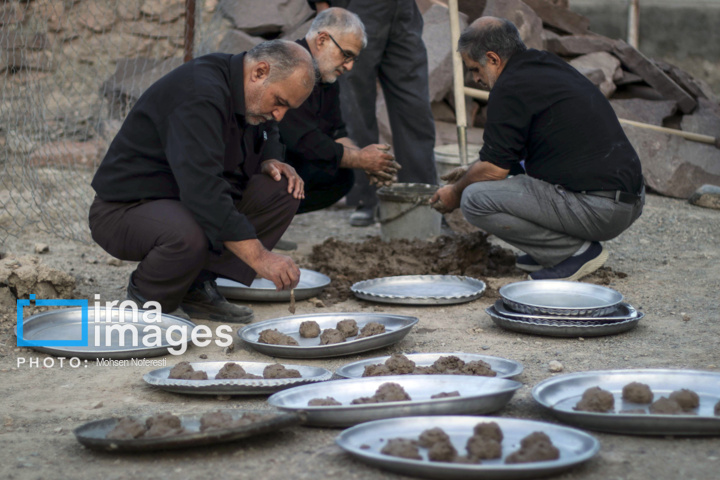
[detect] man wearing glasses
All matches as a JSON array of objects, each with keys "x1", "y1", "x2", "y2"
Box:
[{"x1": 279, "y1": 7, "x2": 399, "y2": 216}]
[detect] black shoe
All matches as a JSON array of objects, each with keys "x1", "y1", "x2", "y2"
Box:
[
  {"x1": 180, "y1": 280, "x2": 254, "y2": 323},
  {"x1": 275, "y1": 238, "x2": 298, "y2": 251},
  {"x1": 349, "y1": 205, "x2": 375, "y2": 227},
  {"x1": 515, "y1": 254, "x2": 542, "y2": 273},
  {"x1": 126, "y1": 277, "x2": 191, "y2": 321},
  {"x1": 529, "y1": 242, "x2": 609, "y2": 281}
]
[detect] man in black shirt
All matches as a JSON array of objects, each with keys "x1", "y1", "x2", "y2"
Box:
[
  {"x1": 279, "y1": 7, "x2": 400, "y2": 214},
  {"x1": 89, "y1": 40, "x2": 316, "y2": 322},
  {"x1": 431, "y1": 17, "x2": 644, "y2": 281}
]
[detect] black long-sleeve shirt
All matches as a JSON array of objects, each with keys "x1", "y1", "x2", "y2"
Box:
[
  {"x1": 278, "y1": 39, "x2": 347, "y2": 175},
  {"x1": 481, "y1": 49, "x2": 642, "y2": 194},
  {"x1": 91, "y1": 53, "x2": 284, "y2": 252}
]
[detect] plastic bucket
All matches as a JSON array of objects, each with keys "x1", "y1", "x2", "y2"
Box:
[
  {"x1": 434, "y1": 143, "x2": 483, "y2": 181},
  {"x1": 376, "y1": 183, "x2": 441, "y2": 241}
]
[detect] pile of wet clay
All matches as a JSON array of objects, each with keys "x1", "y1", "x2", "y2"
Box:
[
  {"x1": 106, "y1": 411, "x2": 269, "y2": 439},
  {"x1": 307, "y1": 382, "x2": 460, "y2": 406},
  {"x1": 309, "y1": 234, "x2": 517, "y2": 303},
  {"x1": 259, "y1": 319, "x2": 386, "y2": 346},
  {"x1": 168, "y1": 361, "x2": 301, "y2": 380},
  {"x1": 381, "y1": 421, "x2": 560, "y2": 464},
  {"x1": 574, "y1": 383, "x2": 719, "y2": 415},
  {"x1": 363, "y1": 354, "x2": 496, "y2": 378}
]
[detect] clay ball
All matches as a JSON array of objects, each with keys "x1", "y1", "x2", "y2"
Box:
[
  {"x1": 299, "y1": 320, "x2": 321, "y2": 338},
  {"x1": 336, "y1": 319, "x2": 359, "y2": 338},
  {"x1": 668, "y1": 389, "x2": 700, "y2": 410},
  {"x1": 320, "y1": 328, "x2": 345, "y2": 345},
  {"x1": 649, "y1": 396, "x2": 683, "y2": 414},
  {"x1": 622, "y1": 382, "x2": 653, "y2": 404},
  {"x1": 574, "y1": 386, "x2": 615, "y2": 413}
]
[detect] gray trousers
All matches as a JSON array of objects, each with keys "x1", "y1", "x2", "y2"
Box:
[
  {"x1": 340, "y1": 0, "x2": 437, "y2": 208},
  {"x1": 461, "y1": 175, "x2": 645, "y2": 267}
]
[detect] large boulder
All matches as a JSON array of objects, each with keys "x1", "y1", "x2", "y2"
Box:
[
  {"x1": 610, "y1": 99, "x2": 677, "y2": 126},
  {"x1": 623, "y1": 124, "x2": 720, "y2": 199},
  {"x1": 483, "y1": 0, "x2": 543, "y2": 50},
  {"x1": 422, "y1": 4, "x2": 468, "y2": 102},
  {"x1": 680, "y1": 98, "x2": 720, "y2": 137},
  {"x1": 217, "y1": 0, "x2": 314, "y2": 36},
  {"x1": 569, "y1": 52, "x2": 620, "y2": 98},
  {"x1": 545, "y1": 34, "x2": 615, "y2": 57}
]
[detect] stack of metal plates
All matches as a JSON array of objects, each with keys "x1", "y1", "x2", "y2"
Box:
[{"x1": 486, "y1": 280, "x2": 644, "y2": 337}]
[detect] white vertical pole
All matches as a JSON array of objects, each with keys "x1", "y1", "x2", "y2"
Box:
[
  {"x1": 448, "y1": 0, "x2": 468, "y2": 166},
  {"x1": 628, "y1": 0, "x2": 640, "y2": 48}
]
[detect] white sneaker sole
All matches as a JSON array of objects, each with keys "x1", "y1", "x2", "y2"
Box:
[{"x1": 515, "y1": 262, "x2": 543, "y2": 273}]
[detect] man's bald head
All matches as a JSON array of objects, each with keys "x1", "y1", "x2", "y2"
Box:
[{"x1": 458, "y1": 16, "x2": 526, "y2": 65}]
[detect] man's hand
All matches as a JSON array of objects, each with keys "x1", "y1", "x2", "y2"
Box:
[
  {"x1": 224, "y1": 239, "x2": 300, "y2": 290},
  {"x1": 261, "y1": 159, "x2": 305, "y2": 199},
  {"x1": 430, "y1": 185, "x2": 461, "y2": 214},
  {"x1": 440, "y1": 166, "x2": 469, "y2": 184},
  {"x1": 359, "y1": 144, "x2": 400, "y2": 176}
]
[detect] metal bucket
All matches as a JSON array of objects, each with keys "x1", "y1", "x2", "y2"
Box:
[
  {"x1": 376, "y1": 183, "x2": 441, "y2": 241},
  {"x1": 434, "y1": 143, "x2": 482, "y2": 181}
]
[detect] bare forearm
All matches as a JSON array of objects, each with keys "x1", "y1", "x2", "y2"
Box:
[
  {"x1": 451, "y1": 161, "x2": 509, "y2": 197},
  {"x1": 224, "y1": 238, "x2": 265, "y2": 268}
]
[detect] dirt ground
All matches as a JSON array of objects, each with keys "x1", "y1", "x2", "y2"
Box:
[{"x1": 1, "y1": 192, "x2": 719, "y2": 480}]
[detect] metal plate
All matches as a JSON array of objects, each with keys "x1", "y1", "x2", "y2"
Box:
[
  {"x1": 532, "y1": 369, "x2": 720, "y2": 436},
  {"x1": 143, "y1": 361, "x2": 333, "y2": 395},
  {"x1": 336, "y1": 416, "x2": 600, "y2": 480},
  {"x1": 335, "y1": 353, "x2": 523, "y2": 380},
  {"x1": 73, "y1": 410, "x2": 301, "y2": 452},
  {"x1": 351, "y1": 275, "x2": 486, "y2": 305},
  {"x1": 494, "y1": 300, "x2": 639, "y2": 323},
  {"x1": 216, "y1": 268, "x2": 331, "y2": 302},
  {"x1": 486, "y1": 307, "x2": 642, "y2": 337},
  {"x1": 267, "y1": 375, "x2": 521, "y2": 427},
  {"x1": 18, "y1": 307, "x2": 196, "y2": 359},
  {"x1": 238, "y1": 313, "x2": 418, "y2": 359},
  {"x1": 499, "y1": 280, "x2": 623, "y2": 317}
]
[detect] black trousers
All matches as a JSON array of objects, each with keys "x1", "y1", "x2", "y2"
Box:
[
  {"x1": 89, "y1": 175, "x2": 300, "y2": 311},
  {"x1": 292, "y1": 160, "x2": 355, "y2": 214}
]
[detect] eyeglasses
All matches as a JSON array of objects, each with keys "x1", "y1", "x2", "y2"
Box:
[{"x1": 327, "y1": 33, "x2": 357, "y2": 65}]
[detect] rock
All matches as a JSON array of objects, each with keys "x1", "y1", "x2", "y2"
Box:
[
  {"x1": 218, "y1": 0, "x2": 314, "y2": 37},
  {"x1": 6, "y1": 131, "x2": 35, "y2": 154},
  {"x1": 458, "y1": 0, "x2": 488, "y2": 22},
  {"x1": 102, "y1": 57, "x2": 183, "y2": 108},
  {"x1": 106, "y1": 257, "x2": 123, "y2": 267},
  {"x1": 141, "y1": 0, "x2": 186, "y2": 24},
  {"x1": 432, "y1": 101, "x2": 456, "y2": 123},
  {"x1": 545, "y1": 34, "x2": 615, "y2": 57},
  {"x1": 569, "y1": 52, "x2": 620, "y2": 98},
  {"x1": 76, "y1": 0, "x2": 116, "y2": 33},
  {"x1": 307, "y1": 297, "x2": 326, "y2": 308},
  {"x1": 0, "y1": 30, "x2": 51, "y2": 51},
  {"x1": 1, "y1": 49, "x2": 54, "y2": 72},
  {"x1": 610, "y1": 99, "x2": 677, "y2": 126},
  {"x1": 622, "y1": 124, "x2": 720, "y2": 198},
  {"x1": 614, "y1": 69, "x2": 643, "y2": 85},
  {"x1": 124, "y1": 18, "x2": 184, "y2": 39},
  {"x1": 423, "y1": 4, "x2": 469, "y2": 102},
  {"x1": 573, "y1": 65, "x2": 605, "y2": 89},
  {"x1": 681, "y1": 98, "x2": 720, "y2": 138},
  {"x1": 216, "y1": 29, "x2": 262, "y2": 54},
  {"x1": 689, "y1": 184, "x2": 720, "y2": 210},
  {"x1": 117, "y1": 0, "x2": 144, "y2": 21},
  {"x1": 34, "y1": 244, "x2": 49, "y2": 255},
  {"x1": 0, "y1": 3, "x2": 25, "y2": 26},
  {"x1": 548, "y1": 360, "x2": 564, "y2": 372},
  {"x1": 612, "y1": 40, "x2": 697, "y2": 114},
  {"x1": 27, "y1": 141, "x2": 103, "y2": 169},
  {"x1": 522, "y1": 0, "x2": 590, "y2": 35},
  {"x1": 92, "y1": 401, "x2": 104, "y2": 409},
  {"x1": 483, "y1": 0, "x2": 543, "y2": 50},
  {"x1": 281, "y1": 19, "x2": 313, "y2": 41},
  {"x1": 654, "y1": 60, "x2": 719, "y2": 104},
  {"x1": 434, "y1": 121, "x2": 485, "y2": 147},
  {"x1": 33, "y1": 0, "x2": 66, "y2": 32}
]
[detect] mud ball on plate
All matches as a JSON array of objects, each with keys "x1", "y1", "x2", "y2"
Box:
[
  {"x1": 263, "y1": 364, "x2": 302, "y2": 379},
  {"x1": 649, "y1": 396, "x2": 683, "y2": 414},
  {"x1": 428, "y1": 439, "x2": 458, "y2": 462},
  {"x1": 106, "y1": 417, "x2": 147, "y2": 440},
  {"x1": 622, "y1": 382, "x2": 654, "y2": 403},
  {"x1": 299, "y1": 320, "x2": 321, "y2": 338},
  {"x1": 461, "y1": 360, "x2": 497, "y2": 377},
  {"x1": 320, "y1": 328, "x2": 345, "y2": 345},
  {"x1": 432, "y1": 355, "x2": 465, "y2": 373},
  {"x1": 351, "y1": 382, "x2": 412, "y2": 404},
  {"x1": 505, "y1": 431, "x2": 559, "y2": 464},
  {"x1": 169, "y1": 361, "x2": 208, "y2": 380},
  {"x1": 258, "y1": 329, "x2": 299, "y2": 346},
  {"x1": 357, "y1": 321, "x2": 386, "y2": 339},
  {"x1": 215, "y1": 362, "x2": 261, "y2": 380},
  {"x1": 362, "y1": 364, "x2": 392, "y2": 377},
  {"x1": 381, "y1": 438, "x2": 422, "y2": 460},
  {"x1": 145, "y1": 412, "x2": 185, "y2": 438},
  {"x1": 308, "y1": 397, "x2": 342, "y2": 406},
  {"x1": 336, "y1": 319, "x2": 359, "y2": 338},
  {"x1": 199, "y1": 411, "x2": 233, "y2": 431},
  {"x1": 385, "y1": 353, "x2": 416, "y2": 374},
  {"x1": 574, "y1": 386, "x2": 615, "y2": 413},
  {"x1": 431, "y1": 391, "x2": 460, "y2": 399},
  {"x1": 418, "y1": 427, "x2": 450, "y2": 448},
  {"x1": 473, "y1": 422, "x2": 503, "y2": 443},
  {"x1": 466, "y1": 435, "x2": 502, "y2": 461},
  {"x1": 668, "y1": 389, "x2": 700, "y2": 410}
]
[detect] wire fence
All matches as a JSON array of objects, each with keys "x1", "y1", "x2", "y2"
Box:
[{"x1": 0, "y1": 0, "x2": 218, "y2": 245}]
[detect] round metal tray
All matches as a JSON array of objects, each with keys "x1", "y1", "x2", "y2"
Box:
[
  {"x1": 336, "y1": 415, "x2": 600, "y2": 480},
  {"x1": 486, "y1": 306, "x2": 642, "y2": 337},
  {"x1": 335, "y1": 353, "x2": 523, "y2": 379},
  {"x1": 499, "y1": 280, "x2": 623, "y2": 317},
  {"x1": 143, "y1": 361, "x2": 333, "y2": 395},
  {"x1": 351, "y1": 275, "x2": 486, "y2": 305},
  {"x1": 215, "y1": 268, "x2": 331, "y2": 302},
  {"x1": 238, "y1": 313, "x2": 418, "y2": 359},
  {"x1": 533, "y1": 369, "x2": 720, "y2": 436},
  {"x1": 74, "y1": 410, "x2": 301, "y2": 452},
  {"x1": 493, "y1": 299, "x2": 639, "y2": 323},
  {"x1": 267, "y1": 375, "x2": 521, "y2": 427}
]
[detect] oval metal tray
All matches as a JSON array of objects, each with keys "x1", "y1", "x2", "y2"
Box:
[
  {"x1": 74, "y1": 410, "x2": 301, "y2": 452},
  {"x1": 143, "y1": 361, "x2": 333, "y2": 395},
  {"x1": 351, "y1": 275, "x2": 486, "y2": 305},
  {"x1": 486, "y1": 306, "x2": 642, "y2": 337},
  {"x1": 238, "y1": 313, "x2": 418, "y2": 359},
  {"x1": 335, "y1": 353, "x2": 523, "y2": 379},
  {"x1": 493, "y1": 299, "x2": 639, "y2": 323},
  {"x1": 336, "y1": 415, "x2": 599, "y2": 480},
  {"x1": 499, "y1": 280, "x2": 623, "y2": 317},
  {"x1": 267, "y1": 375, "x2": 521, "y2": 427},
  {"x1": 18, "y1": 307, "x2": 196, "y2": 359},
  {"x1": 532, "y1": 369, "x2": 720, "y2": 436},
  {"x1": 216, "y1": 268, "x2": 331, "y2": 302}
]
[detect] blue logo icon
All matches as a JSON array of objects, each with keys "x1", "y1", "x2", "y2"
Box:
[{"x1": 16, "y1": 295, "x2": 89, "y2": 347}]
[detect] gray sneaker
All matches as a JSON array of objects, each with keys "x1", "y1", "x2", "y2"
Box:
[
  {"x1": 349, "y1": 205, "x2": 375, "y2": 227},
  {"x1": 181, "y1": 280, "x2": 254, "y2": 323},
  {"x1": 126, "y1": 277, "x2": 191, "y2": 321}
]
